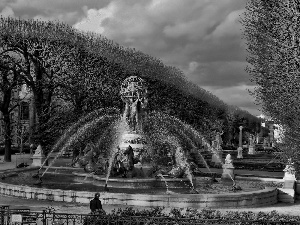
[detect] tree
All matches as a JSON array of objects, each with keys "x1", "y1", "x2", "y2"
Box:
[
  {"x1": 0, "y1": 17, "x2": 84, "y2": 154},
  {"x1": 241, "y1": 0, "x2": 300, "y2": 160},
  {"x1": 0, "y1": 16, "x2": 259, "y2": 157},
  {"x1": 55, "y1": 46, "x2": 126, "y2": 115},
  {"x1": 0, "y1": 55, "x2": 21, "y2": 161}
]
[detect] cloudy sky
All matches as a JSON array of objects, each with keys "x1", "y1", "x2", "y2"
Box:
[{"x1": 0, "y1": 0, "x2": 261, "y2": 116}]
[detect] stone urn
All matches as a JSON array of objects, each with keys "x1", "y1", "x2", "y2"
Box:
[
  {"x1": 31, "y1": 145, "x2": 46, "y2": 167},
  {"x1": 221, "y1": 154, "x2": 235, "y2": 181},
  {"x1": 283, "y1": 159, "x2": 296, "y2": 181}
]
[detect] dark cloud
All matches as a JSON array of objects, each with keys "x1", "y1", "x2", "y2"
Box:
[
  {"x1": 185, "y1": 61, "x2": 251, "y2": 88},
  {"x1": 203, "y1": 85, "x2": 261, "y2": 116},
  {"x1": 0, "y1": 0, "x2": 111, "y2": 24}
]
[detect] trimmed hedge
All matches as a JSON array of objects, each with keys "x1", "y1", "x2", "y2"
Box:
[{"x1": 94, "y1": 207, "x2": 300, "y2": 224}]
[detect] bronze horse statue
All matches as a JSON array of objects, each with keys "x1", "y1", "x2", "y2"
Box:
[
  {"x1": 112, "y1": 152, "x2": 127, "y2": 177},
  {"x1": 123, "y1": 145, "x2": 135, "y2": 171},
  {"x1": 111, "y1": 146, "x2": 135, "y2": 177}
]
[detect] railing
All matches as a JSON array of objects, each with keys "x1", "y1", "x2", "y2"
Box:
[{"x1": 2, "y1": 207, "x2": 300, "y2": 225}]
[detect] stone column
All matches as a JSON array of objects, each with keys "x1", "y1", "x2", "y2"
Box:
[{"x1": 237, "y1": 126, "x2": 243, "y2": 158}]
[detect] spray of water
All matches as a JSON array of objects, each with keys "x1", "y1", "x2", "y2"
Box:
[
  {"x1": 145, "y1": 111, "x2": 213, "y2": 172},
  {"x1": 153, "y1": 133, "x2": 196, "y2": 190},
  {"x1": 41, "y1": 115, "x2": 116, "y2": 177},
  {"x1": 105, "y1": 115, "x2": 129, "y2": 185},
  {"x1": 38, "y1": 108, "x2": 119, "y2": 173},
  {"x1": 156, "y1": 173, "x2": 170, "y2": 193},
  {"x1": 54, "y1": 108, "x2": 118, "y2": 151},
  {"x1": 39, "y1": 108, "x2": 119, "y2": 171},
  {"x1": 174, "y1": 146, "x2": 195, "y2": 189},
  {"x1": 40, "y1": 105, "x2": 223, "y2": 193},
  {"x1": 143, "y1": 112, "x2": 213, "y2": 189},
  {"x1": 84, "y1": 172, "x2": 95, "y2": 181}
]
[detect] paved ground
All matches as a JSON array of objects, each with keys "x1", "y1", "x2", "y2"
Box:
[
  {"x1": 0, "y1": 153, "x2": 298, "y2": 216},
  {"x1": 1, "y1": 194, "x2": 300, "y2": 216}
]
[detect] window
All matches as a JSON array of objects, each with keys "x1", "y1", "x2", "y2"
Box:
[{"x1": 20, "y1": 102, "x2": 29, "y2": 120}]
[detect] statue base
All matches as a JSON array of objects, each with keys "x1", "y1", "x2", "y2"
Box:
[
  {"x1": 31, "y1": 145, "x2": 46, "y2": 167},
  {"x1": 283, "y1": 173, "x2": 297, "y2": 181},
  {"x1": 248, "y1": 146, "x2": 256, "y2": 155},
  {"x1": 237, "y1": 147, "x2": 243, "y2": 159},
  {"x1": 31, "y1": 155, "x2": 46, "y2": 167},
  {"x1": 283, "y1": 162, "x2": 297, "y2": 181}
]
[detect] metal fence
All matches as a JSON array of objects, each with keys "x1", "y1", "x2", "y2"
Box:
[{"x1": 1, "y1": 206, "x2": 300, "y2": 225}]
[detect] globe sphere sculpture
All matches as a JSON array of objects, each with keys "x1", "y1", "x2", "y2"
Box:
[{"x1": 120, "y1": 76, "x2": 148, "y2": 105}]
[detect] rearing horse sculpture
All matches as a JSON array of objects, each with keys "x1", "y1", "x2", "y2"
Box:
[
  {"x1": 112, "y1": 151, "x2": 126, "y2": 177},
  {"x1": 123, "y1": 145, "x2": 134, "y2": 171}
]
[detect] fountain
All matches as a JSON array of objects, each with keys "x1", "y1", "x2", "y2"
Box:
[
  {"x1": 0, "y1": 76, "x2": 279, "y2": 208},
  {"x1": 69, "y1": 76, "x2": 197, "y2": 191}
]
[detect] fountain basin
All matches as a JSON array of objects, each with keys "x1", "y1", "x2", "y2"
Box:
[
  {"x1": 0, "y1": 168, "x2": 280, "y2": 208},
  {"x1": 0, "y1": 181, "x2": 278, "y2": 208},
  {"x1": 73, "y1": 172, "x2": 195, "y2": 189}
]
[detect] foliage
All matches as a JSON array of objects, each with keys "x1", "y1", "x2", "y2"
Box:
[
  {"x1": 81, "y1": 28, "x2": 261, "y2": 144},
  {"x1": 54, "y1": 43, "x2": 126, "y2": 114},
  {"x1": 0, "y1": 17, "x2": 82, "y2": 153},
  {"x1": 241, "y1": 0, "x2": 300, "y2": 161},
  {"x1": 95, "y1": 207, "x2": 300, "y2": 224},
  {"x1": 0, "y1": 16, "x2": 262, "y2": 154}
]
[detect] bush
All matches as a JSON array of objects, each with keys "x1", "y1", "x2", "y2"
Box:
[{"x1": 89, "y1": 207, "x2": 300, "y2": 224}]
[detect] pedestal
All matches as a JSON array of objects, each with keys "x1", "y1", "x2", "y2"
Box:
[
  {"x1": 248, "y1": 146, "x2": 256, "y2": 155},
  {"x1": 283, "y1": 171, "x2": 297, "y2": 181},
  {"x1": 221, "y1": 164, "x2": 235, "y2": 181},
  {"x1": 31, "y1": 155, "x2": 45, "y2": 167},
  {"x1": 31, "y1": 145, "x2": 45, "y2": 167},
  {"x1": 279, "y1": 162, "x2": 297, "y2": 203},
  {"x1": 283, "y1": 161, "x2": 297, "y2": 181},
  {"x1": 237, "y1": 147, "x2": 243, "y2": 159}
]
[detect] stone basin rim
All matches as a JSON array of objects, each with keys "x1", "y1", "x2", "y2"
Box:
[{"x1": 0, "y1": 181, "x2": 277, "y2": 197}]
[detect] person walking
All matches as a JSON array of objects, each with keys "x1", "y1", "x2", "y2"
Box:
[{"x1": 90, "y1": 193, "x2": 103, "y2": 213}]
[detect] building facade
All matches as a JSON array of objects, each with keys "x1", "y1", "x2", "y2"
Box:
[{"x1": 0, "y1": 84, "x2": 33, "y2": 148}]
